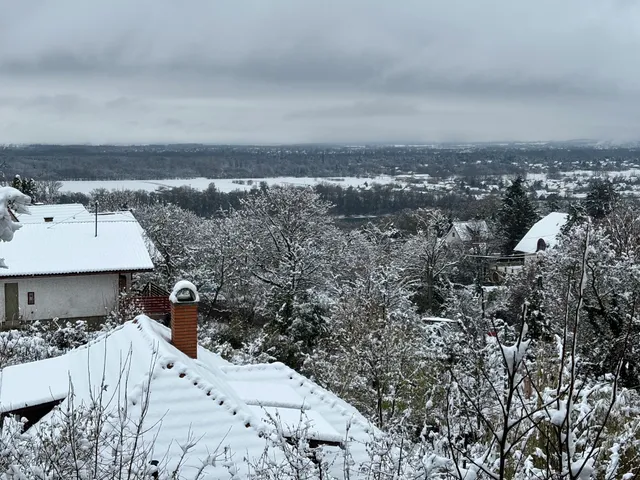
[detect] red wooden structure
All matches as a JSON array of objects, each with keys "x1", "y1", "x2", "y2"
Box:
[{"x1": 126, "y1": 282, "x2": 171, "y2": 318}]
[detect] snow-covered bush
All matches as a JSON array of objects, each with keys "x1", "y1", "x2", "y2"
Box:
[
  {"x1": 38, "y1": 319, "x2": 89, "y2": 351},
  {"x1": 0, "y1": 328, "x2": 60, "y2": 368}
]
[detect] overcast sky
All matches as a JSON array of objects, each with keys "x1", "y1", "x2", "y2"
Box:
[{"x1": 1, "y1": 0, "x2": 640, "y2": 144}]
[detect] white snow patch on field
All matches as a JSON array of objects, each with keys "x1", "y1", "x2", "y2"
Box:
[
  {"x1": 59, "y1": 170, "x2": 640, "y2": 197},
  {"x1": 60, "y1": 176, "x2": 406, "y2": 194}
]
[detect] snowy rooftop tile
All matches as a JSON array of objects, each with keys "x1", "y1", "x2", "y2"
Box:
[
  {"x1": 451, "y1": 220, "x2": 489, "y2": 242},
  {"x1": 226, "y1": 380, "x2": 307, "y2": 409},
  {"x1": 15, "y1": 204, "x2": 137, "y2": 224},
  {"x1": 247, "y1": 405, "x2": 343, "y2": 442},
  {"x1": 514, "y1": 212, "x2": 569, "y2": 254},
  {"x1": 0, "y1": 354, "x2": 71, "y2": 412},
  {"x1": 0, "y1": 217, "x2": 153, "y2": 276},
  {"x1": 0, "y1": 316, "x2": 374, "y2": 479}
]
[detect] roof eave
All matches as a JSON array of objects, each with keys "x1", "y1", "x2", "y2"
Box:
[{"x1": 0, "y1": 267, "x2": 155, "y2": 280}]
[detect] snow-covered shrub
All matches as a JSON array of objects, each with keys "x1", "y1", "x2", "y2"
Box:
[
  {"x1": 38, "y1": 319, "x2": 88, "y2": 351},
  {"x1": 198, "y1": 317, "x2": 273, "y2": 365},
  {"x1": 0, "y1": 328, "x2": 60, "y2": 368}
]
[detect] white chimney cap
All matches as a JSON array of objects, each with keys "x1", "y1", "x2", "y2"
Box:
[{"x1": 169, "y1": 280, "x2": 200, "y2": 304}]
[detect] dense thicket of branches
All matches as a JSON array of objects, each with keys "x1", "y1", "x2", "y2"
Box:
[{"x1": 59, "y1": 181, "x2": 539, "y2": 222}]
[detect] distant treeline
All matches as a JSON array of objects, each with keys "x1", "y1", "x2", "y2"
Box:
[
  {"x1": 2, "y1": 144, "x2": 639, "y2": 181},
  {"x1": 60, "y1": 182, "x2": 504, "y2": 220}
]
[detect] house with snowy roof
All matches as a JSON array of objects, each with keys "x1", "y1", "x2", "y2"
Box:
[
  {"x1": 444, "y1": 220, "x2": 490, "y2": 247},
  {"x1": 0, "y1": 204, "x2": 154, "y2": 327},
  {"x1": 0, "y1": 282, "x2": 375, "y2": 479},
  {"x1": 514, "y1": 212, "x2": 569, "y2": 262}
]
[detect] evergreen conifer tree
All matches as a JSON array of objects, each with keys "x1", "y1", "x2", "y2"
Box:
[
  {"x1": 585, "y1": 178, "x2": 618, "y2": 220},
  {"x1": 497, "y1": 175, "x2": 539, "y2": 253},
  {"x1": 561, "y1": 202, "x2": 587, "y2": 235},
  {"x1": 10, "y1": 175, "x2": 37, "y2": 201}
]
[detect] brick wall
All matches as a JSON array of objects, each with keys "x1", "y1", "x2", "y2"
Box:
[{"x1": 170, "y1": 303, "x2": 198, "y2": 358}]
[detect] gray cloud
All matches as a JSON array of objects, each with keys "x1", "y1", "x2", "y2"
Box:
[
  {"x1": 286, "y1": 100, "x2": 423, "y2": 120},
  {"x1": 1, "y1": 0, "x2": 640, "y2": 143}
]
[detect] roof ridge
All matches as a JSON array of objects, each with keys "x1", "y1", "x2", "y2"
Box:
[
  {"x1": 283, "y1": 367, "x2": 372, "y2": 433},
  {"x1": 133, "y1": 316, "x2": 268, "y2": 437},
  {"x1": 73, "y1": 322, "x2": 129, "y2": 353},
  {"x1": 224, "y1": 362, "x2": 373, "y2": 434}
]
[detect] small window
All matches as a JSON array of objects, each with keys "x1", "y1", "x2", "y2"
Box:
[
  {"x1": 536, "y1": 238, "x2": 547, "y2": 252},
  {"x1": 44, "y1": 217, "x2": 54, "y2": 223},
  {"x1": 27, "y1": 292, "x2": 35, "y2": 305}
]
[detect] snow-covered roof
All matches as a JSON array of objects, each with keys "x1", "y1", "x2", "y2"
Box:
[
  {"x1": 0, "y1": 316, "x2": 374, "y2": 478},
  {"x1": 514, "y1": 212, "x2": 569, "y2": 254},
  {"x1": 0, "y1": 218, "x2": 153, "y2": 277},
  {"x1": 15, "y1": 204, "x2": 136, "y2": 224},
  {"x1": 451, "y1": 220, "x2": 489, "y2": 242}
]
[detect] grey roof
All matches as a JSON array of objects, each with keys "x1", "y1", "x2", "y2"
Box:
[{"x1": 452, "y1": 220, "x2": 490, "y2": 242}]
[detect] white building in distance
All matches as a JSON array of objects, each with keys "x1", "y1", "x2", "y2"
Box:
[{"x1": 444, "y1": 220, "x2": 490, "y2": 247}]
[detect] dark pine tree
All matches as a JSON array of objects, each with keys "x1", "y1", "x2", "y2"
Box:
[
  {"x1": 561, "y1": 202, "x2": 588, "y2": 235},
  {"x1": 584, "y1": 178, "x2": 619, "y2": 220},
  {"x1": 11, "y1": 175, "x2": 37, "y2": 201},
  {"x1": 497, "y1": 176, "x2": 539, "y2": 253}
]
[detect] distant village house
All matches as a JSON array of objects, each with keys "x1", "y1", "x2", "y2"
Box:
[
  {"x1": 444, "y1": 220, "x2": 490, "y2": 247},
  {"x1": 482, "y1": 213, "x2": 568, "y2": 283},
  {"x1": 514, "y1": 212, "x2": 569, "y2": 263}
]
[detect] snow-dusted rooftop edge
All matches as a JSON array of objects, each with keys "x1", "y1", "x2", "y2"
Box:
[
  {"x1": 14, "y1": 203, "x2": 137, "y2": 224},
  {"x1": 0, "y1": 315, "x2": 375, "y2": 478},
  {"x1": 514, "y1": 212, "x2": 569, "y2": 254},
  {"x1": 2, "y1": 204, "x2": 152, "y2": 276}
]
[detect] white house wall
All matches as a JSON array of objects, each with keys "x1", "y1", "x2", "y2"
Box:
[
  {"x1": 0, "y1": 274, "x2": 119, "y2": 322},
  {"x1": 444, "y1": 228, "x2": 461, "y2": 245}
]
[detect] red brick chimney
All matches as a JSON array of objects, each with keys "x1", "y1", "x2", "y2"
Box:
[{"x1": 169, "y1": 280, "x2": 199, "y2": 359}]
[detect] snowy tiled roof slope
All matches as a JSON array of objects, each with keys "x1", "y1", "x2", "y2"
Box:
[
  {"x1": 514, "y1": 212, "x2": 569, "y2": 254},
  {"x1": 0, "y1": 316, "x2": 374, "y2": 479},
  {"x1": 0, "y1": 213, "x2": 153, "y2": 277},
  {"x1": 451, "y1": 220, "x2": 489, "y2": 242},
  {"x1": 15, "y1": 204, "x2": 137, "y2": 224}
]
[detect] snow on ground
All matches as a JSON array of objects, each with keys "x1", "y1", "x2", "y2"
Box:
[
  {"x1": 60, "y1": 176, "x2": 405, "y2": 194},
  {"x1": 59, "y1": 169, "x2": 640, "y2": 198}
]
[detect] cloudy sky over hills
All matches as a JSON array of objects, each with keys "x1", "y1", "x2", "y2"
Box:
[{"x1": 1, "y1": 0, "x2": 639, "y2": 144}]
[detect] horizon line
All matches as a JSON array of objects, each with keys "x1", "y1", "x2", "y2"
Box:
[{"x1": 1, "y1": 139, "x2": 638, "y2": 148}]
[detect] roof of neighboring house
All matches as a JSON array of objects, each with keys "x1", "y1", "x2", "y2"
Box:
[
  {"x1": 15, "y1": 204, "x2": 137, "y2": 224},
  {"x1": 450, "y1": 220, "x2": 490, "y2": 242},
  {"x1": 514, "y1": 212, "x2": 569, "y2": 254},
  {"x1": 0, "y1": 213, "x2": 153, "y2": 277},
  {"x1": 0, "y1": 316, "x2": 374, "y2": 478}
]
